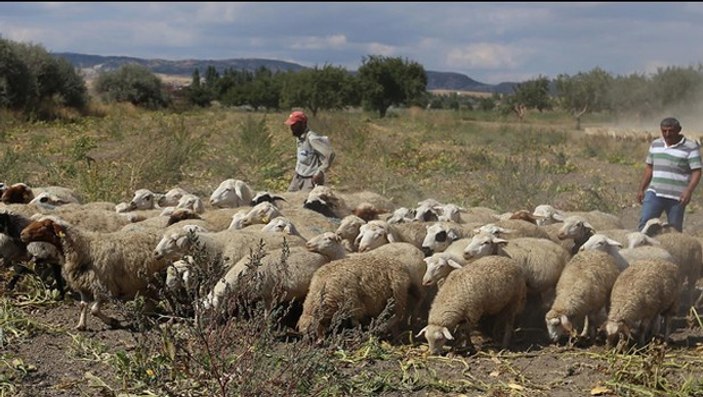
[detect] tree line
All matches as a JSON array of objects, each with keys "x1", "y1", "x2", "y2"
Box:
[{"x1": 2, "y1": 36, "x2": 703, "y2": 124}]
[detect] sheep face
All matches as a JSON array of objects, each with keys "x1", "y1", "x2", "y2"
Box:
[
  {"x1": 355, "y1": 224, "x2": 389, "y2": 252},
  {"x1": 422, "y1": 254, "x2": 462, "y2": 286},
  {"x1": 422, "y1": 224, "x2": 458, "y2": 256},
  {"x1": 228, "y1": 211, "x2": 248, "y2": 230},
  {"x1": 158, "y1": 187, "x2": 188, "y2": 207},
  {"x1": 1, "y1": 183, "x2": 34, "y2": 204},
  {"x1": 153, "y1": 232, "x2": 191, "y2": 260},
  {"x1": 579, "y1": 234, "x2": 622, "y2": 253},
  {"x1": 305, "y1": 232, "x2": 341, "y2": 254},
  {"x1": 19, "y1": 218, "x2": 64, "y2": 249},
  {"x1": 335, "y1": 215, "x2": 365, "y2": 241},
  {"x1": 129, "y1": 189, "x2": 157, "y2": 211},
  {"x1": 166, "y1": 209, "x2": 202, "y2": 226},
  {"x1": 176, "y1": 194, "x2": 204, "y2": 214},
  {"x1": 545, "y1": 310, "x2": 574, "y2": 342},
  {"x1": 463, "y1": 233, "x2": 505, "y2": 261},
  {"x1": 246, "y1": 202, "x2": 281, "y2": 225},
  {"x1": 261, "y1": 217, "x2": 299, "y2": 236},
  {"x1": 557, "y1": 217, "x2": 593, "y2": 240},
  {"x1": 209, "y1": 181, "x2": 240, "y2": 208},
  {"x1": 417, "y1": 325, "x2": 454, "y2": 355}
]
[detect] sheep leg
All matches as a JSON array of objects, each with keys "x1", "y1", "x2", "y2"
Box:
[
  {"x1": 90, "y1": 300, "x2": 121, "y2": 329},
  {"x1": 76, "y1": 299, "x2": 89, "y2": 331},
  {"x1": 580, "y1": 315, "x2": 590, "y2": 338}
]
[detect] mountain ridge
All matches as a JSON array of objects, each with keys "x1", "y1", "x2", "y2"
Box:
[{"x1": 53, "y1": 52, "x2": 518, "y2": 94}]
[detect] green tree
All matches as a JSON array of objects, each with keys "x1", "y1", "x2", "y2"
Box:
[
  {"x1": 0, "y1": 39, "x2": 33, "y2": 109},
  {"x1": 357, "y1": 55, "x2": 427, "y2": 118},
  {"x1": 280, "y1": 64, "x2": 356, "y2": 116},
  {"x1": 555, "y1": 67, "x2": 612, "y2": 129},
  {"x1": 94, "y1": 64, "x2": 169, "y2": 108},
  {"x1": 187, "y1": 67, "x2": 213, "y2": 107}
]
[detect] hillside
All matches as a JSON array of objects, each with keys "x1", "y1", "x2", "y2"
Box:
[{"x1": 53, "y1": 52, "x2": 517, "y2": 93}]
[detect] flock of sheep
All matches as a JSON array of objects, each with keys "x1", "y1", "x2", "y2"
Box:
[{"x1": 0, "y1": 179, "x2": 701, "y2": 355}]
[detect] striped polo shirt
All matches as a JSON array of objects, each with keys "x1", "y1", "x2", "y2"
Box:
[{"x1": 646, "y1": 136, "x2": 702, "y2": 199}]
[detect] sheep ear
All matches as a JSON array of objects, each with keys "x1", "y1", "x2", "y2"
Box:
[
  {"x1": 560, "y1": 315, "x2": 573, "y2": 333},
  {"x1": 583, "y1": 221, "x2": 595, "y2": 232},
  {"x1": 441, "y1": 327, "x2": 454, "y2": 341},
  {"x1": 552, "y1": 212, "x2": 565, "y2": 222},
  {"x1": 387, "y1": 233, "x2": 397, "y2": 243},
  {"x1": 416, "y1": 326, "x2": 428, "y2": 338},
  {"x1": 494, "y1": 237, "x2": 509, "y2": 245},
  {"x1": 447, "y1": 230, "x2": 459, "y2": 241},
  {"x1": 606, "y1": 238, "x2": 622, "y2": 248},
  {"x1": 51, "y1": 221, "x2": 66, "y2": 238},
  {"x1": 447, "y1": 259, "x2": 463, "y2": 269}
]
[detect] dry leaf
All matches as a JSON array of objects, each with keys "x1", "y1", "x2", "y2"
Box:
[
  {"x1": 508, "y1": 383, "x2": 525, "y2": 391},
  {"x1": 590, "y1": 385, "x2": 611, "y2": 395},
  {"x1": 489, "y1": 370, "x2": 500, "y2": 377}
]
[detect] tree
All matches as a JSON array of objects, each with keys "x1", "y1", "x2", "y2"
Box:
[
  {"x1": 0, "y1": 39, "x2": 33, "y2": 109},
  {"x1": 280, "y1": 64, "x2": 357, "y2": 116},
  {"x1": 555, "y1": 67, "x2": 612, "y2": 130},
  {"x1": 356, "y1": 55, "x2": 427, "y2": 118},
  {"x1": 94, "y1": 64, "x2": 169, "y2": 108},
  {"x1": 187, "y1": 68, "x2": 213, "y2": 107}
]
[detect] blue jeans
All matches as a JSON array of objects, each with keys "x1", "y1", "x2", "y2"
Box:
[{"x1": 638, "y1": 190, "x2": 685, "y2": 232}]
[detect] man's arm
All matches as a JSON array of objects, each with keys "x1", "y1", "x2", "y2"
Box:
[
  {"x1": 680, "y1": 168, "x2": 702, "y2": 205},
  {"x1": 637, "y1": 163, "x2": 653, "y2": 204},
  {"x1": 309, "y1": 135, "x2": 335, "y2": 173}
]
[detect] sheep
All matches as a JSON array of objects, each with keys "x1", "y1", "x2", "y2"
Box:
[
  {"x1": 0, "y1": 211, "x2": 64, "y2": 296},
  {"x1": 261, "y1": 216, "x2": 303, "y2": 238},
  {"x1": 420, "y1": 222, "x2": 468, "y2": 256},
  {"x1": 335, "y1": 215, "x2": 366, "y2": 252},
  {"x1": 421, "y1": 251, "x2": 465, "y2": 287},
  {"x1": 209, "y1": 179, "x2": 254, "y2": 208},
  {"x1": 532, "y1": 204, "x2": 623, "y2": 230},
  {"x1": 580, "y1": 233, "x2": 677, "y2": 273},
  {"x1": 1, "y1": 183, "x2": 36, "y2": 204},
  {"x1": 556, "y1": 215, "x2": 634, "y2": 254},
  {"x1": 277, "y1": 206, "x2": 340, "y2": 240},
  {"x1": 297, "y1": 255, "x2": 420, "y2": 341},
  {"x1": 355, "y1": 220, "x2": 430, "y2": 252},
  {"x1": 251, "y1": 191, "x2": 287, "y2": 207},
  {"x1": 350, "y1": 202, "x2": 381, "y2": 222},
  {"x1": 463, "y1": 232, "x2": 570, "y2": 305},
  {"x1": 198, "y1": 207, "x2": 252, "y2": 232},
  {"x1": 604, "y1": 259, "x2": 681, "y2": 346},
  {"x1": 640, "y1": 218, "x2": 703, "y2": 310},
  {"x1": 544, "y1": 250, "x2": 620, "y2": 342},
  {"x1": 157, "y1": 187, "x2": 190, "y2": 207},
  {"x1": 472, "y1": 219, "x2": 551, "y2": 240},
  {"x1": 337, "y1": 190, "x2": 395, "y2": 215},
  {"x1": 437, "y1": 204, "x2": 465, "y2": 223},
  {"x1": 385, "y1": 207, "x2": 416, "y2": 224},
  {"x1": 303, "y1": 185, "x2": 351, "y2": 219},
  {"x1": 122, "y1": 188, "x2": 162, "y2": 212},
  {"x1": 19, "y1": 216, "x2": 169, "y2": 330},
  {"x1": 417, "y1": 255, "x2": 527, "y2": 354},
  {"x1": 630, "y1": 224, "x2": 702, "y2": 311}
]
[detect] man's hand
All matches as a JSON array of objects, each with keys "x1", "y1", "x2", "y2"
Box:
[
  {"x1": 680, "y1": 189, "x2": 693, "y2": 206},
  {"x1": 312, "y1": 171, "x2": 325, "y2": 186}
]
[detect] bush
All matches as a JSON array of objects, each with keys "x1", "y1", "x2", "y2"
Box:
[{"x1": 94, "y1": 64, "x2": 170, "y2": 108}]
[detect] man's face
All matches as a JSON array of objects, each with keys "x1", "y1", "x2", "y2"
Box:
[
  {"x1": 661, "y1": 124, "x2": 682, "y2": 145},
  {"x1": 290, "y1": 122, "x2": 306, "y2": 137}
]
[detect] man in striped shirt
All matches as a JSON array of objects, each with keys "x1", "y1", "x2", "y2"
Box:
[{"x1": 637, "y1": 117, "x2": 702, "y2": 232}]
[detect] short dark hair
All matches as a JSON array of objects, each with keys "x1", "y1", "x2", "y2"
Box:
[{"x1": 660, "y1": 117, "x2": 681, "y2": 129}]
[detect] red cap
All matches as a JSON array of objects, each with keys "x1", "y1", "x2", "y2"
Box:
[{"x1": 284, "y1": 111, "x2": 307, "y2": 125}]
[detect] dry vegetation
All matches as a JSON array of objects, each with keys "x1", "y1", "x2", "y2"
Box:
[{"x1": 0, "y1": 106, "x2": 702, "y2": 396}]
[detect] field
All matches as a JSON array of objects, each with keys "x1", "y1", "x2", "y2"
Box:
[{"x1": 0, "y1": 106, "x2": 702, "y2": 397}]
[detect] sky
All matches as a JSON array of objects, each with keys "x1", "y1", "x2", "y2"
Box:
[{"x1": 2, "y1": 2, "x2": 703, "y2": 85}]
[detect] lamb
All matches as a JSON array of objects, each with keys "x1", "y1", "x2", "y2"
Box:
[
  {"x1": 122, "y1": 189, "x2": 162, "y2": 212},
  {"x1": 350, "y1": 202, "x2": 381, "y2": 222},
  {"x1": 1, "y1": 183, "x2": 81, "y2": 205},
  {"x1": 463, "y1": 232, "x2": 570, "y2": 304},
  {"x1": 556, "y1": 215, "x2": 633, "y2": 254},
  {"x1": 604, "y1": 259, "x2": 681, "y2": 346},
  {"x1": 209, "y1": 179, "x2": 254, "y2": 208},
  {"x1": 421, "y1": 251, "x2": 466, "y2": 287},
  {"x1": 545, "y1": 250, "x2": 620, "y2": 342},
  {"x1": 417, "y1": 255, "x2": 527, "y2": 354},
  {"x1": 19, "y1": 216, "x2": 169, "y2": 330},
  {"x1": 277, "y1": 206, "x2": 340, "y2": 240},
  {"x1": 385, "y1": 207, "x2": 416, "y2": 224},
  {"x1": 260, "y1": 216, "x2": 303, "y2": 237},
  {"x1": 297, "y1": 255, "x2": 420, "y2": 341}
]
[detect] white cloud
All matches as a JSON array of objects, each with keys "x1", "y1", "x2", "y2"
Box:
[
  {"x1": 446, "y1": 43, "x2": 527, "y2": 70},
  {"x1": 365, "y1": 42, "x2": 396, "y2": 57},
  {"x1": 290, "y1": 35, "x2": 348, "y2": 50}
]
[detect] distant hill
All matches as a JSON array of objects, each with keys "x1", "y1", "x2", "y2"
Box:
[{"x1": 53, "y1": 52, "x2": 518, "y2": 94}]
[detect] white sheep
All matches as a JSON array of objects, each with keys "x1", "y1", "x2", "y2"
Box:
[
  {"x1": 209, "y1": 179, "x2": 254, "y2": 208},
  {"x1": 297, "y1": 255, "x2": 420, "y2": 341},
  {"x1": 334, "y1": 215, "x2": 366, "y2": 252},
  {"x1": 418, "y1": 255, "x2": 527, "y2": 354},
  {"x1": 532, "y1": 204, "x2": 623, "y2": 230},
  {"x1": 355, "y1": 220, "x2": 429, "y2": 252},
  {"x1": 463, "y1": 232, "x2": 570, "y2": 305},
  {"x1": 157, "y1": 187, "x2": 190, "y2": 207},
  {"x1": 604, "y1": 259, "x2": 681, "y2": 346},
  {"x1": 545, "y1": 250, "x2": 620, "y2": 342},
  {"x1": 472, "y1": 219, "x2": 551, "y2": 240},
  {"x1": 385, "y1": 207, "x2": 416, "y2": 224},
  {"x1": 421, "y1": 222, "x2": 468, "y2": 256},
  {"x1": 19, "y1": 216, "x2": 169, "y2": 330},
  {"x1": 421, "y1": 251, "x2": 465, "y2": 287}
]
